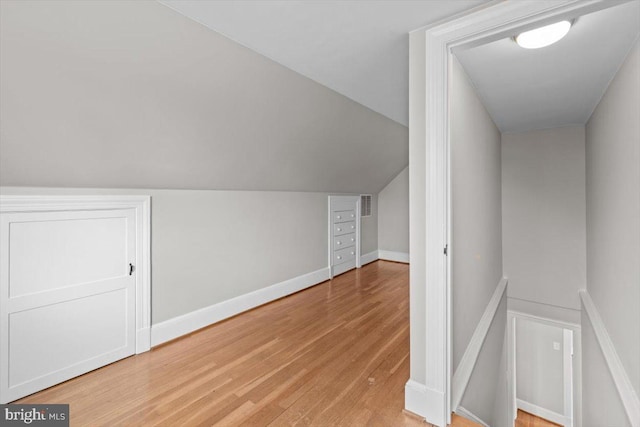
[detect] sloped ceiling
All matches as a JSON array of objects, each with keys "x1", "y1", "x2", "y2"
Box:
[
  {"x1": 455, "y1": 1, "x2": 640, "y2": 133},
  {"x1": 158, "y1": 0, "x2": 486, "y2": 127},
  {"x1": 1, "y1": 0, "x2": 414, "y2": 194}
]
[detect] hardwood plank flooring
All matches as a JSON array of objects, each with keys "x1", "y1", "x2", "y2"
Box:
[
  {"x1": 515, "y1": 409, "x2": 562, "y2": 427},
  {"x1": 17, "y1": 261, "x2": 437, "y2": 426}
]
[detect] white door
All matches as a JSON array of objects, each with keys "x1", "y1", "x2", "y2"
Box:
[{"x1": 0, "y1": 208, "x2": 137, "y2": 403}]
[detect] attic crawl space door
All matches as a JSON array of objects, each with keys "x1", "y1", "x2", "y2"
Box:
[{"x1": 0, "y1": 196, "x2": 151, "y2": 403}]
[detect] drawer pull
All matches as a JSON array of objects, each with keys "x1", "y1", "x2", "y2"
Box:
[
  {"x1": 351, "y1": 214, "x2": 355, "y2": 218},
  {"x1": 351, "y1": 238, "x2": 355, "y2": 242},
  {"x1": 337, "y1": 255, "x2": 342, "y2": 260},
  {"x1": 350, "y1": 251, "x2": 355, "y2": 255},
  {"x1": 337, "y1": 227, "x2": 342, "y2": 231},
  {"x1": 337, "y1": 241, "x2": 342, "y2": 245},
  {"x1": 351, "y1": 225, "x2": 355, "y2": 229},
  {"x1": 337, "y1": 215, "x2": 341, "y2": 219}
]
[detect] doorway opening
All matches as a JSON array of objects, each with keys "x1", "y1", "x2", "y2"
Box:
[{"x1": 509, "y1": 312, "x2": 581, "y2": 427}]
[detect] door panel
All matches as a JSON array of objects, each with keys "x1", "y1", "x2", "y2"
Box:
[
  {"x1": 9, "y1": 216, "x2": 128, "y2": 297},
  {"x1": 0, "y1": 209, "x2": 136, "y2": 402}
]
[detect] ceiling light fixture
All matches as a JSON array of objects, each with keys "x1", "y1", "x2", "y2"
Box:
[{"x1": 515, "y1": 20, "x2": 572, "y2": 49}]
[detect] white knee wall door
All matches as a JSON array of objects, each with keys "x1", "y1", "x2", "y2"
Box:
[
  {"x1": 329, "y1": 196, "x2": 361, "y2": 277},
  {"x1": 0, "y1": 196, "x2": 151, "y2": 403}
]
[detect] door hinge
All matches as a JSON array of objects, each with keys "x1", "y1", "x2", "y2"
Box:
[
  {"x1": 129, "y1": 263, "x2": 135, "y2": 276},
  {"x1": 444, "y1": 245, "x2": 448, "y2": 256}
]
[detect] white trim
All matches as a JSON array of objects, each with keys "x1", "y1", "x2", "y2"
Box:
[
  {"x1": 332, "y1": 262, "x2": 355, "y2": 278},
  {"x1": 580, "y1": 290, "x2": 640, "y2": 427},
  {"x1": 517, "y1": 399, "x2": 569, "y2": 427},
  {"x1": 563, "y1": 328, "x2": 574, "y2": 427},
  {"x1": 455, "y1": 406, "x2": 490, "y2": 427},
  {"x1": 378, "y1": 250, "x2": 409, "y2": 264},
  {"x1": 451, "y1": 277, "x2": 508, "y2": 411},
  {"x1": 360, "y1": 250, "x2": 379, "y2": 266},
  {"x1": 404, "y1": 380, "x2": 447, "y2": 427},
  {"x1": 0, "y1": 195, "x2": 152, "y2": 354},
  {"x1": 408, "y1": 1, "x2": 618, "y2": 424},
  {"x1": 508, "y1": 310, "x2": 581, "y2": 331},
  {"x1": 151, "y1": 267, "x2": 330, "y2": 346},
  {"x1": 404, "y1": 380, "x2": 428, "y2": 420}
]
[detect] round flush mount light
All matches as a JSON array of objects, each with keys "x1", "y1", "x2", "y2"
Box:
[{"x1": 515, "y1": 20, "x2": 572, "y2": 49}]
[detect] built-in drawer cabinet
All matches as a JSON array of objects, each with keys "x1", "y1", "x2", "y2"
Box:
[
  {"x1": 333, "y1": 221, "x2": 356, "y2": 236},
  {"x1": 329, "y1": 195, "x2": 359, "y2": 277},
  {"x1": 334, "y1": 246, "x2": 356, "y2": 264},
  {"x1": 333, "y1": 233, "x2": 356, "y2": 251},
  {"x1": 333, "y1": 210, "x2": 356, "y2": 223}
]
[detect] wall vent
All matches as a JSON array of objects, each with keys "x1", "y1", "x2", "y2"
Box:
[{"x1": 360, "y1": 194, "x2": 372, "y2": 217}]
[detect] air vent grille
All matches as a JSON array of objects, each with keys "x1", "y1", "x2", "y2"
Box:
[{"x1": 360, "y1": 194, "x2": 372, "y2": 217}]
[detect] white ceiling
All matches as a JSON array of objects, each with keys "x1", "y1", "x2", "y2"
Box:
[
  {"x1": 455, "y1": 1, "x2": 640, "y2": 133},
  {"x1": 158, "y1": 0, "x2": 486, "y2": 126}
]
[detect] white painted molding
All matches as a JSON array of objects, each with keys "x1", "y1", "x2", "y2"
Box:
[
  {"x1": 408, "y1": 1, "x2": 618, "y2": 424},
  {"x1": 517, "y1": 399, "x2": 569, "y2": 427},
  {"x1": 151, "y1": 267, "x2": 330, "y2": 346},
  {"x1": 580, "y1": 290, "x2": 640, "y2": 427},
  {"x1": 508, "y1": 309, "x2": 581, "y2": 331},
  {"x1": 451, "y1": 277, "x2": 508, "y2": 411},
  {"x1": 378, "y1": 250, "x2": 409, "y2": 264},
  {"x1": 455, "y1": 406, "x2": 490, "y2": 427},
  {"x1": 136, "y1": 328, "x2": 151, "y2": 354},
  {"x1": 405, "y1": 380, "x2": 447, "y2": 427},
  {"x1": 360, "y1": 250, "x2": 379, "y2": 266},
  {"x1": 0, "y1": 195, "x2": 152, "y2": 354}
]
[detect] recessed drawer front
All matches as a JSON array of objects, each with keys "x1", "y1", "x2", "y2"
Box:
[
  {"x1": 334, "y1": 246, "x2": 356, "y2": 264},
  {"x1": 333, "y1": 210, "x2": 356, "y2": 224},
  {"x1": 333, "y1": 221, "x2": 356, "y2": 236},
  {"x1": 333, "y1": 233, "x2": 356, "y2": 251}
]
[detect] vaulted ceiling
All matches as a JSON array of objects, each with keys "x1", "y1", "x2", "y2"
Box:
[{"x1": 158, "y1": 0, "x2": 487, "y2": 126}]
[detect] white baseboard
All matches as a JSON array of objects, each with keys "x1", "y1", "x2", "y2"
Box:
[
  {"x1": 136, "y1": 327, "x2": 151, "y2": 353},
  {"x1": 404, "y1": 380, "x2": 447, "y2": 427},
  {"x1": 378, "y1": 250, "x2": 409, "y2": 263},
  {"x1": 451, "y1": 277, "x2": 508, "y2": 411},
  {"x1": 151, "y1": 267, "x2": 331, "y2": 346},
  {"x1": 580, "y1": 290, "x2": 640, "y2": 427},
  {"x1": 456, "y1": 406, "x2": 490, "y2": 427},
  {"x1": 360, "y1": 250, "x2": 379, "y2": 265},
  {"x1": 517, "y1": 399, "x2": 568, "y2": 426}
]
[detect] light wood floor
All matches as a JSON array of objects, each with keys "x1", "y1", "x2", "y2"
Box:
[
  {"x1": 515, "y1": 409, "x2": 562, "y2": 427},
  {"x1": 18, "y1": 260, "x2": 481, "y2": 426}
]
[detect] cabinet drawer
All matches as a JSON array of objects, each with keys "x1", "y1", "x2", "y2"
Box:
[
  {"x1": 333, "y1": 210, "x2": 356, "y2": 224},
  {"x1": 334, "y1": 246, "x2": 356, "y2": 264},
  {"x1": 333, "y1": 233, "x2": 356, "y2": 251},
  {"x1": 333, "y1": 221, "x2": 356, "y2": 236}
]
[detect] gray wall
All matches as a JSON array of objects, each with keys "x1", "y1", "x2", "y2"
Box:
[
  {"x1": 460, "y1": 296, "x2": 507, "y2": 423},
  {"x1": 0, "y1": 0, "x2": 407, "y2": 194},
  {"x1": 378, "y1": 167, "x2": 409, "y2": 254},
  {"x1": 491, "y1": 326, "x2": 511, "y2": 427},
  {"x1": 585, "y1": 38, "x2": 640, "y2": 415},
  {"x1": 582, "y1": 310, "x2": 630, "y2": 427},
  {"x1": 516, "y1": 319, "x2": 564, "y2": 415},
  {"x1": 502, "y1": 126, "x2": 586, "y2": 317},
  {"x1": 451, "y1": 57, "x2": 504, "y2": 372}
]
